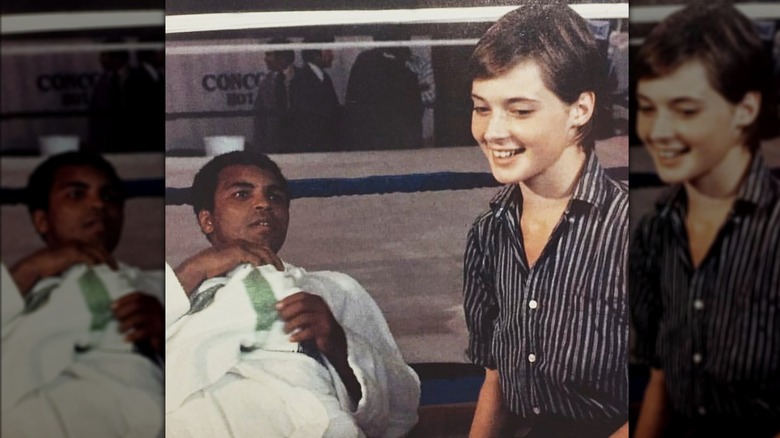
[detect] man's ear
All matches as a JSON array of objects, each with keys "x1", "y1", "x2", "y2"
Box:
[
  {"x1": 734, "y1": 91, "x2": 760, "y2": 128},
  {"x1": 197, "y1": 210, "x2": 214, "y2": 235},
  {"x1": 569, "y1": 91, "x2": 595, "y2": 128},
  {"x1": 32, "y1": 210, "x2": 49, "y2": 236}
]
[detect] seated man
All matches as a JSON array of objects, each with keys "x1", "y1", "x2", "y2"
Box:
[
  {"x1": 1, "y1": 152, "x2": 164, "y2": 437},
  {"x1": 166, "y1": 151, "x2": 420, "y2": 438}
]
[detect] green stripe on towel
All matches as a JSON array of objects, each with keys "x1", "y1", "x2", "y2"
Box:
[
  {"x1": 242, "y1": 269, "x2": 277, "y2": 332},
  {"x1": 78, "y1": 269, "x2": 113, "y2": 331}
]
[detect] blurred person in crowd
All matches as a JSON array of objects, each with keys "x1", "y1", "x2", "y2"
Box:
[
  {"x1": 88, "y1": 40, "x2": 165, "y2": 153},
  {"x1": 165, "y1": 151, "x2": 420, "y2": 437},
  {"x1": 88, "y1": 45, "x2": 132, "y2": 152},
  {"x1": 252, "y1": 38, "x2": 296, "y2": 154},
  {"x1": 463, "y1": 5, "x2": 628, "y2": 438},
  {"x1": 289, "y1": 36, "x2": 343, "y2": 152},
  {"x1": 344, "y1": 35, "x2": 423, "y2": 150},
  {"x1": 631, "y1": 3, "x2": 779, "y2": 437},
  {"x1": 134, "y1": 39, "x2": 166, "y2": 152},
  {"x1": 1, "y1": 151, "x2": 164, "y2": 437}
]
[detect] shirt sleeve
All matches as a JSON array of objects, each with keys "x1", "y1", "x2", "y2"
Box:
[
  {"x1": 1, "y1": 262, "x2": 25, "y2": 327},
  {"x1": 463, "y1": 225, "x2": 498, "y2": 369},
  {"x1": 165, "y1": 262, "x2": 192, "y2": 328},
  {"x1": 629, "y1": 216, "x2": 663, "y2": 369},
  {"x1": 302, "y1": 271, "x2": 420, "y2": 438}
]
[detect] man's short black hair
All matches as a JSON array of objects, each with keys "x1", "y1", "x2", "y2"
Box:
[
  {"x1": 267, "y1": 37, "x2": 296, "y2": 66},
  {"x1": 26, "y1": 151, "x2": 124, "y2": 215},
  {"x1": 190, "y1": 151, "x2": 290, "y2": 216},
  {"x1": 302, "y1": 35, "x2": 335, "y2": 63}
]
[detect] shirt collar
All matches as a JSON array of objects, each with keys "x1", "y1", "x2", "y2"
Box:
[
  {"x1": 307, "y1": 62, "x2": 325, "y2": 81},
  {"x1": 735, "y1": 154, "x2": 777, "y2": 209},
  {"x1": 489, "y1": 152, "x2": 609, "y2": 217},
  {"x1": 656, "y1": 153, "x2": 777, "y2": 217}
]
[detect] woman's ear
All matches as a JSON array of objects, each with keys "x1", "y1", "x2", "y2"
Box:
[
  {"x1": 197, "y1": 210, "x2": 214, "y2": 235},
  {"x1": 734, "y1": 91, "x2": 760, "y2": 128},
  {"x1": 569, "y1": 91, "x2": 595, "y2": 128}
]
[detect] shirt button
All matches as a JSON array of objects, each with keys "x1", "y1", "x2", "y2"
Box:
[
  {"x1": 528, "y1": 300, "x2": 538, "y2": 309},
  {"x1": 693, "y1": 299, "x2": 704, "y2": 310},
  {"x1": 532, "y1": 407, "x2": 541, "y2": 415},
  {"x1": 698, "y1": 406, "x2": 707, "y2": 416},
  {"x1": 693, "y1": 353, "x2": 702, "y2": 364},
  {"x1": 528, "y1": 353, "x2": 537, "y2": 363}
]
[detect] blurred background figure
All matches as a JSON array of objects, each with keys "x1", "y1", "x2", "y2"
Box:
[
  {"x1": 88, "y1": 40, "x2": 164, "y2": 153},
  {"x1": 344, "y1": 36, "x2": 423, "y2": 151},
  {"x1": 88, "y1": 45, "x2": 130, "y2": 152},
  {"x1": 406, "y1": 47, "x2": 436, "y2": 148},
  {"x1": 288, "y1": 36, "x2": 343, "y2": 153},
  {"x1": 134, "y1": 39, "x2": 166, "y2": 152},
  {"x1": 252, "y1": 38, "x2": 296, "y2": 154}
]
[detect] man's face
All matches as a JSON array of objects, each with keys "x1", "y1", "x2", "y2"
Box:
[
  {"x1": 199, "y1": 164, "x2": 290, "y2": 253},
  {"x1": 471, "y1": 60, "x2": 585, "y2": 185},
  {"x1": 636, "y1": 61, "x2": 751, "y2": 185},
  {"x1": 320, "y1": 49, "x2": 334, "y2": 68},
  {"x1": 264, "y1": 52, "x2": 282, "y2": 72},
  {"x1": 33, "y1": 165, "x2": 124, "y2": 252}
]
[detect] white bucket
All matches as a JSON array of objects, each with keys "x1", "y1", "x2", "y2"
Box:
[
  {"x1": 203, "y1": 136, "x2": 245, "y2": 156},
  {"x1": 38, "y1": 135, "x2": 80, "y2": 156}
]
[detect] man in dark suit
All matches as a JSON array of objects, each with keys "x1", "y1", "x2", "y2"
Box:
[
  {"x1": 344, "y1": 39, "x2": 423, "y2": 151},
  {"x1": 252, "y1": 39, "x2": 296, "y2": 154},
  {"x1": 288, "y1": 38, "x2": 343, "y2": 152}
]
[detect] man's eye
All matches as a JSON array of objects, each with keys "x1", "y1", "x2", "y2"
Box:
[
  {"x1": 66, "y1": 189, "x2": 85, "y2": 199},
  {"x1": 268, "y1": 192, "x2": 288, "y2": 203},
  {"x1": 233, "y1": 191, "x2": 250, "y2": 199},
  {"x1": 102, "y1": 190, "x2": 123, "y2": 203}
]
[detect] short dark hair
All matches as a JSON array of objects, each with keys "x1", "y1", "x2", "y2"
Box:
[
  {"x1": 302, "y1": 35, "x2": 334, "y2": 63},
  {"x1": 267, "y1": 37, "x2": 296, "y2": 66},
  {"x1": 468, "y1": 4, "x2": 609, "y2": 151},
  {"x1": 26, "y1": 151, "x2": 124, "y2": 214},
  {"x1": 635, "y1": 2, "x2": 774, "y2": 151},
  {"x1": 190, "y1": 150, "x2": 289, "y2": 216}
]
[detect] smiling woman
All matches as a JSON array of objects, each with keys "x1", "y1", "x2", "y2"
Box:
[
  {"x1": 462, "y1": 5, "x2": 629, "y2": 438},
  {"x1": 630, "y1": 3, "x2": 780, "y2": 437}
]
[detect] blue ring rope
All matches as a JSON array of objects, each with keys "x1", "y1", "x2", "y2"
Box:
[{"x1": 6, "y1": 167, "x2": 778, "y2": 206}]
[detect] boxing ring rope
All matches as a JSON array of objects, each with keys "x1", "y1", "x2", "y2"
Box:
[{"x1": 6, "y1": 166, "x2": 780, "y2": 206}]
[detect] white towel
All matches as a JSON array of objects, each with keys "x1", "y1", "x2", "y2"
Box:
[
  {"x1": 166, "y1": 263, "x2": 305, "y2": 412},
  {"x1": 1, "y1": 263, "x2": 163, "y2": 438},
  {"x1": 2, "y1": 264, "x2": 144, "y2": 410},
  {"x1": 166, "y1": 264, "x2": 333, "y2": 437},
  {"x1": 166, "y1": 263, "x2": 420, "y2": 438}
]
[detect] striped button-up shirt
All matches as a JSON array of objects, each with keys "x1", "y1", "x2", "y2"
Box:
[
  {"x1": 463, "y1": 153, "x2": 629, "y2": 420},
  {"x1": 630, "y1": 154, "x2": 780, "y2": 420}
]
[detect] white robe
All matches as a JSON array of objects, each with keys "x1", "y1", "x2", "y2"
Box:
[
  {"x1": 1, "y1": 262, "x2": 164, "y2": 438},
  {"x1": 165, "y1": 262, "x2": 420, "y2": 438}
]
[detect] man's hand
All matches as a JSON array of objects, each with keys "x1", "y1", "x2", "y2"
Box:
[
  {"x1": 112, "y1": 292, "x2": 164, "y2": 354},
  {"x1": 174, "y1": 240, "x2": 283, "y2": 296},
  {"x1": 277, "y1": 292, "x2": 361, "y2": 402},
  {"x1": 276, "y1": 292, "x2": 343, "y2": 355},
  {"x1": 10, "y1": 243, "x2": 118, "y2": 296}
]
